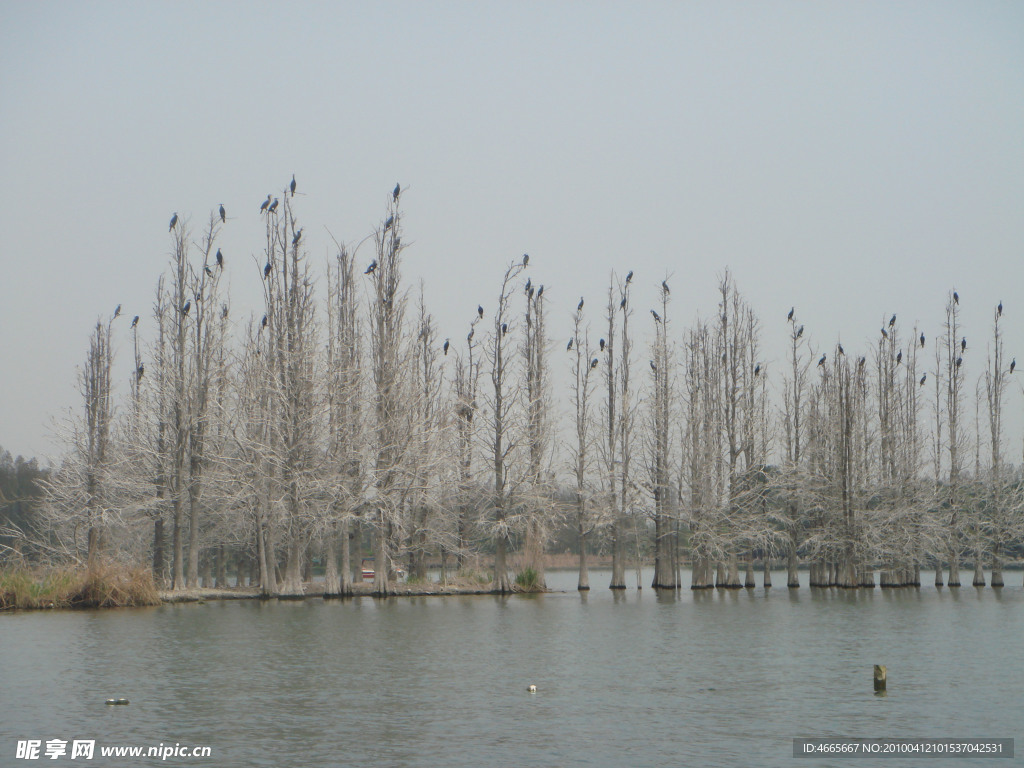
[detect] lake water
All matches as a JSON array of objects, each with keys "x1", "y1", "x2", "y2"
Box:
[{"x1": 1, "y1": 569, "x2": 1020, "y2": 767}]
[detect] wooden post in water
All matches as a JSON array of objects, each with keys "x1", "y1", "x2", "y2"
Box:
[{"x1": 873, "y1": 665, "x2": 887, "y2": 692}]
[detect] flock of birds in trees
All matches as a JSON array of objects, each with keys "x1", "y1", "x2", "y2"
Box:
[{"x1": 128, "y1": 180, "x2": 1017, "y2": 390}]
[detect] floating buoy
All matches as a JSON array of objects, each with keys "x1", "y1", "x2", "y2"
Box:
[
  {"x1": 105, "y1": 698, "x2": 130, "y2": 705},
  {"x1": 527, "y1": 685, "x2": 537, "y2": 693},
  {"x1": 873, "y1": 665, "x2": 887, "y2": 692}
]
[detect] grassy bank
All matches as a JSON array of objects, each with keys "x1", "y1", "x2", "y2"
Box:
[{"x1": 0, "y1": 564, "x2": 161, "y2": 610}]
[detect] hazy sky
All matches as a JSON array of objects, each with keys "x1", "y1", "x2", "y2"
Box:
[{"x1": 1, "y1": 1, "x2": 1022, "y2": 463}]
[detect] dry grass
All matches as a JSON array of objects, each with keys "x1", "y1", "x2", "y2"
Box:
[{"x1": 0, "y1": 563, "x2": 160, "y2": 610}]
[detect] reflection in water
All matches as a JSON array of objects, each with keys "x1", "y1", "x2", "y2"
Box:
[{"x1": 1, "y1": 569, "x2": 1021, "y2": 768}]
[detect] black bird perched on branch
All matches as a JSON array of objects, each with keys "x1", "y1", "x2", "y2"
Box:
[
  {"x1": 953, "y1": 291, "x2": 959, "y2": 304},
  {"x1": 291, "y1": 175, "x2": 296, "y2": 197},
  {"x1": 881, "y1": 327, "x2": 888, "y2": 338},
  {"x1": 393, "y1": 182, "x2": 401, "y2": 201},
  {"x1": 818, "y1": 354, "x2": 826, "y2": 367},
  {"x1": 221, "y1": 304, "x2": 228, "y2": 319},
  {"x1": 961, "y1": 337, "x2": 967, "y2": 352},
  {"x1": 626, "y1": 270, "x2": 633, "y2": 284},
  {"x1": 136, "y1": 363, "x2": 144, "y2": 381},
  {"x1": 467, "y1": 328, "x2": 474, "y2": 342},
  {"x1": 896, "y1": 350, "x2": 902, "y2": 364},
  {"x1": 261, "y1": 314, "x2": 268, "y2": 328},
  {"x1": 260, "y1": 195, "x2": 271, "y2": 214},
  {"x1": 754, "y1": 363, "x2": 761, "y2": 376},
  {"x1": 651, "y1": 309, "x2": 660, "y2": 323},
  {"x1": 219, "y1": 204, "x2": 226, "y2": 223},
  {"x1": 169, "y1": 213, "x2": 178, "y2": 231},
  {"x1": 384, "y1": 215, "x2": 394, "y2": 231},
  {"x1": 650, "y1": 360, "x2": 656, "y2": 372},
  {"x1": 889, "y1": 314, "x2": 896, "y2": 328},
  {"x1": 620, "y1": 297, "x2": 627, "y2": 310},
  {"x1": 268, "y1": 198, "x2": 279, "y2": 214},
  {"x1": 837, "y1": 343, "x2": 844, "y2": 356},
  {"x1": 920, "y1": 332, "x2": 925, "y2": 348},
  {"x1": 443, "y1": 339, "x2": 450, "y2": 355},
  {"x1": 920, "y1": 374, "x2": 927, "y2": 386},
  {"x1": 216, "y1": 249, "x2": 223, "y2": 268},
  {"x1": 365, "y1": 260, "x2": 377, "y2": 275},
  {"x1": 522, "y1": 253, "x2": 529, "y2": 267},
  {"x1": 600, "y1": 338, "x2": 606, "y2": 352},
  {"x1": 591, "y1": 358, "x2": 599, "y2": 369},
  {"x1": 537, "y1": 285, "x2": 543, "y2": 298},
  {"x1": 788, "y1": 307, "x2": 794, "y2": 321},
  {"x1": 131, "y1": 315, "x2": 139, "y2": 328},
  {"x1": 567, "y1": 338, "x2": 573, "y2": 351},
  {"x1": 205, "y1": 266, "x2": 213, "y2": 277},
  {"x1": 182, "y1": 300, "x2": 191, "y2": 316},
  {"x1": 1010, "y1": 358, "x2": 1016, "y2": 374},
  {"x1": 797, "y1": 325, "x2": 804, "y2": 339},
  {"x1": 114, "y1": 304, "x2": 121, "y2": 319},
  {"x1": 501, "y1": 323, "x2": 508, "y2": 336},
  {"x1": 956, "y1": 356, "x2": 962, "y2": 368},
  {"x1": 477, "y1": 305, "x2": 484, "y2": 318},
  {"x1": 858, "y1": 356, "x2": 866, "y2": 368},
  {"x1": 662, "y1": 280, "x2": 670, "y2": 294},
  {"x1": 264, "y1": 261, "x2": 272, "y2": 278},
  {"x1": 292, "y1": 229, "x2": 302, "y2": 246},
  {"x1": 525, "y1": 278, "x2": 531, "y2": 293},
  {"x1": 998, "y1": 300, "x2": 1003, "y2": 316},
  {"x1": 577, "y1": 297, "x2": 584, "y2": 312}
]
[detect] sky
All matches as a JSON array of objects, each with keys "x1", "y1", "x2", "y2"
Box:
[{"x1": 1, "y1": 1, "x2": 1022, "y2": 465}]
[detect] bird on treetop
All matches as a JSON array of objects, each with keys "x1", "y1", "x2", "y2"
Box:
[
  {"x1": 920, "y1": 374, "x2": 927, "y2": 386},
  {"x1": 131, "y1": 315, "x2": 139, "y2": 328},
  {"x1": 291, "y1": 175, "x2": 296, "y2": 196},
  {"x1": 443, "y1": 339, "x2": 450, "y2": 355},
  {"x1": 626, "y1": 270, "x2": 633, "y2": 284},
  {"x1": 114, "y1": 304, "x2": 121, "y2": 319},
  {"x1": 788, "y1": 307, "x2": 794, "y2": 322},
  {"x1": 393, "y1": 182, "x2": 401, "y2": 201},
  {"x1": 182, "y1": 300, "x2": 191, "y2": 316},
  {"x1": 837, "y1": 343, "x2": 844, "y2": 356},
  {"x1": 818, "y1": 354, "x2": 826, "y2": 367},
  {"x1": 216, "y1": 249, "x2": 224, "y2": 268},
  {"x1": 600, "y1": 338, "x2": 606, "y2": 352},
  {"x1": 920, "y1": 332, "x2": 925, "y2": 348},
  {"x1": 537, "y1": 285, "x2": 544, "y2": 298},
  {"x1": 591, "y1": 358, "x2": 599, "y2": 369},
  {"x1": 268, "y1": 198, "x2": 279, "y2": 214},
  {"x1": 365, "y1": 260, "x2": 377, "y2": 275},
  {"x1": 384, "y1": 215, "x2": 394, "y2": 231},
  {"x1": 797, "y1": 325, "x2": 804, "y2": 338},
  {"x1": 260, "y1": 195, "x2": 271, "y2": 214},
  {"x1": 478, "y1": 305, "x2": 484, "y2": 318},
  {"x1": 292, "y1": 228, "x2": 302, "y2": 246},
  {"x1": 501, "y1": 323, "x2": 508, "y2": 336},
  {"x1": 651, "y1": 309, "x2": 660, "y2": 323},
  {"x1": 881, "y1": 327, "x2": 888, "y2": 338},
  {"x1": 169, "y1": 213, "x2": 178, "y2": 231},
  {"x1": 219, "y1": 204, "x2": 226, "y2": 223},
  {"x1": 997, "y1": 300, "x2": 1003, "y2": 316},
  {"x1": 522, "y1": 253, "x2": 529, "y2": 267},
  {"x1": 662, "y1": 280, "x2": 670, "y2": 294},
  {"x1": 889, "y1": 314, "x2": 896, "y2": 327},
  {"x1": 1010, "y1": 358, "x2": 1016, "y2": 374},
  {"x1": 205, "y1": 266, "x2": 213, "y2": 277},
  {"x1": 264, "y1": 261, "x2": 272, "y2": 278},
  {"x1": 567, "y1": 338, "x2": 573, "y2": 351},
  {"x1": 953, "y1": 291, "x2": 959, "y2": 304},
  {"x1": 961, "y1": 337, "x2": 967, "y2": 352},
  {"x1": 896, "y1": 350, "x2": 902, "y2": 364},
  {"x1": 577, "y1": 297, "x2": 584, "y2": 312},
  {"x1": 956, "y1": 356, "x2": 963, "y2": 368},
  {"x1": 620, "y1": 297, "x2": 627, "y2": 310},
  {"x1": 754, "y1": 363, "x2": 761, "y2": 376}
]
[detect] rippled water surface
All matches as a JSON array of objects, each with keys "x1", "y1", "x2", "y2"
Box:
[{"x1": 2, "y1": 570, "x2": 1021, "y2": 767}]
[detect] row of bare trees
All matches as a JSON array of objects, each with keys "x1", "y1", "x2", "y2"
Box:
[{"x1": 32, "y1": 187, "x2": 1024, "y2": 593}]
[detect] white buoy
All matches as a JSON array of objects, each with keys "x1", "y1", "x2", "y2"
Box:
[
  {"x1": 105, "y1": 698, "x2": 130, "y2": 705},
  {"x1": 527, "y1": 684, "x2": 537, "y2": 693}
]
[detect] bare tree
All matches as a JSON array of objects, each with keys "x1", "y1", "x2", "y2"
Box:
[
  {"x1": 648, "y1": 279, "x2": 676, "y2": 588},
  {"x1": 567, "y1": 296, "x2": 597, "y2": 589}
]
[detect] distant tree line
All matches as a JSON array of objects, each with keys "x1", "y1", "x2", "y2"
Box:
[{"x1": 16, "y1": 181, "x2": 1024, "y2": 595}]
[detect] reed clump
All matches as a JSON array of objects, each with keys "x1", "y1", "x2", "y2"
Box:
[{"x1": 0, "y1": 563, "x2": 160, "y2": 610}]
